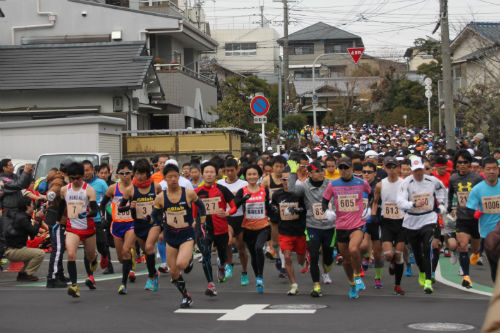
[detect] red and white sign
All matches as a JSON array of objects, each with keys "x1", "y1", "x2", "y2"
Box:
[
  {"x1": 347, "y1": 47, "x2": 365, "y2": 64},
  {"x1": 250, "y1": 96, "x2": 270, "y2": 116}
]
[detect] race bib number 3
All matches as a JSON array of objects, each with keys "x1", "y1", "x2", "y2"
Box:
[
  {"x1": 279, "y1": 203, "x2": 299, "y2": 221},
  {"x1": 136, "y1": 201, "x2": 154, "y2": 219},
  {"x1": 383, "y1": 202, "x2": 403, "y2": 219},
  {"x1": 202, "y1": 197, "x2": 221, "y2": 215},
  {"x1": 481, "y1": 195, "x2": 500, "y2": 214},
  {"x1": 337, "y1": 194, "x2": 359, "y2": 212},
  {"x1": 412, "y1": 193, "x2": 432, "y2": 211},
  {"x1": 457, "y1": 191, "x2": 469, "y2": 207},
  {"x1": 165, "y1": 210, "x2": 188, "y2": 228},
  {"x1": 67, "y1": 201, "x2": 85, "y2": 219},
  {"x1": 312, "y1": 203, "x2": 326, "y2": 220},
  {"x1": 246, "y1": 202, "x2": 265, "y2": 219}
]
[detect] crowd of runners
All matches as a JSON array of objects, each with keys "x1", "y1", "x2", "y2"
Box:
[{"x1": 1, "y1": 123, "x2": 499, "y2": 309}]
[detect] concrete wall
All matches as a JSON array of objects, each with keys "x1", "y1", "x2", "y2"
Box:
[
  {"x1": 0, "y1": 0, "x2": 180, "y2": 45},
  {"x1": 212, "y1": 28, "x2": 280, "y2": 75}
]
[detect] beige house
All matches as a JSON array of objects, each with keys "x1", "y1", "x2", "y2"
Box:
[{"x1": 451, "y1": 22, "x2": 500, "y2": 91}]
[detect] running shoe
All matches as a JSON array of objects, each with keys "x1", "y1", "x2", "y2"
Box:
[
  {"x1": 361, "y1": 257, "x2": 369, "y2": 271},
  {"x1": 144, "y1": 279, "x2": 154, "y2": 291},
  {"x1": 470, "y1": 253, "x2": 480, "y2": 265},
  {"x1": 118, "y1": 284, "x2": 127, "y2": 295},
  {"x1": 477, "y1": 256, "x2": 485, "y2": 266},
  {"x1": 409, "y1": 251, "x2": 415, "y2": 264},
  {"x1": 354, "y1": 276, "x2": 365, "y2": 291},
  {"x1": 67, "y1": 285, "x2": 80, "y2": 298},
  {"x1": 275, "y1": 258, "x2": 282, "y2": 271},
  {"x1": 100, "y1": 255, "x2": 109, "y2": 270},
  {"x1": 205, "y1": 282, "x2": 218, "y2": 296},
  {"x1": 152, "y1": 274, "x2": 159, "y2": 291},
  {"x1": 129, "y1": 271, "x2": 136, "y2": 283},
  {"x1": 311, "y1": 285, "x2": 322, "y2": 297},
  {"x1": 424, "y1": 279, "x2": 433, "y2": 294},
  {"x1": 287, "y1": 284, "x2": 298, "y2": 296},
  {"x1": 103, "y1": 265, "x2": 114, "y2": 275},
  {"x1": 141, "y1": 254, "x2": 146, "y2": 263},
  {"x1": 359, "y1": 267, "x2": 365, "y2": 277},
  {"x1": 462, "y1": 275, "x2": 472, "y2": 289},
  {"x1": 394, "y1": 285, "x2": 405, "y2": 296},
  {"x1": 158, "y1": 263, "x2": 170, "y2": 274},
  {"x1": 180, "y1": 294, "x2": 193, "y2": 308},
  {"x1": 218, "y1": 267, "x2": 226, "y2": 283},
  {"x1": 418, "y1": 272, "x2": 426, "y2": 286},
  {"x1": 85, "y1": 275, "x2": 96, "y2": 290},
  {"x1": 241, "y1": 273, "x2": 249, "y2": 286},
  {"x1": 184, "y1": 258, "x2": 194, "y2": 274},
  {"x1": 256, "y1": 277, "x2": 264, "y2": 294},
  {"x1": 405, "y1": 264, "x2": 413, "y2": 277},
  {"x1": 225, "y1": 264, "x2": 233, "y2": 279},
  {"x1": 131, "y1": 249, "x2": 136, "y2": 271},
  {"x1": 458, "y1": 266, "x2": 464, "y2": 276},
  {"x1": 450, "y1": 251, "x2": 457, "y2": 265},
  {"x1": 335, "y1": 253, "x2": 343, "y2": 265},
  {"x1": 90, "y1": 259, "x2": 98, "y2": 273},
  {"x1": 374, "y1": 279, "x2": 383, "y2": 289},
  {"x1": 321, "y1": 273, "x2": 332, "y2": 285},
  {"x1": 389, "y1": 261, "x2": 395, "y2": 275},
  {"x1": 278, "y1": 267, "x2": 287, "y2": 278},
  {"x1": 266, "y1": 248, "x2": 276, "y2": 260},
  {"x1": 444, "y1": 248, "x2": 450, "y2": 257},
  {"x1": 349, "y1": 285, "x2": 359, "y2": 299},
  {"x1": 300, "y1": 254, "x2": 310, "y2": 273}
]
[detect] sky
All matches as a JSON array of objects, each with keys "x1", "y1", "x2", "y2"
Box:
[{"x1": 201, "y1": 0, "x2": 500, "y2": 60}]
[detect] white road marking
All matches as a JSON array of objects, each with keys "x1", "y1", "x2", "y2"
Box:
[{"x1": 435, "y1": 264, "x2": 492, "y2": 297}]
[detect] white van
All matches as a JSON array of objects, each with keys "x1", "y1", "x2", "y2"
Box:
[{"x1": 34, "y1": 153, "x2": 112, "y2": 180}]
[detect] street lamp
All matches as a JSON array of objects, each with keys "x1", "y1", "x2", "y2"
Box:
[{"x1": 312, "y1": 53, "x2": 329, "y2": 135}]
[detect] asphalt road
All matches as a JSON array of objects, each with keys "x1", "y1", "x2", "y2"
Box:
[{"x1": 0, "y1": 248, "x2": 494, "y2": 333}]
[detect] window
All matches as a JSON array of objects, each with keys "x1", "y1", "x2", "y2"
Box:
[
  {"x1": 225, "y1": 43, "x2": 257, "y2": 56},
  {"x1": 294, "y1": 69, "x2": 319, "y2": 79},
  {"x1": 290, "y1": 44, "x2": 314, "y2": 55},
  {"x1": 454, "y1": 66, "x2": 462, "y2": 79},
  {"x1": 325, "y1": 41, "x2": 352, "y2": 54},
  {"x1": 328, "y1": 66, "x2": 345, "y2": 78}
]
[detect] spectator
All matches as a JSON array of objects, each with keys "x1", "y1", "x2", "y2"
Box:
[
  {"x1": 473, "y1": 133, "x2": 490, "y2": 158},
  {"x1": 3, "y1": 196, "x2": 45, "y2": 281}
]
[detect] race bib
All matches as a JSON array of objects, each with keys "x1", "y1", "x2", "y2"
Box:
[
  {"x1": 312, "y1": 202, "x2": 326, "y2": 220},
  {"x1": 481, "y1": 195, "x2": 500, "y2": 214},
  {"x1": 457, "y1": 191, "x2": 469, "y2": 207},
  {"x1": 115, "y1": 205, "x2": 132, "y2": 220},
  {"x1": 202, "y1": 197, "x2": 221, "y2": 215},
  {"x1": 165, "y1": 210, "x2": 188, "y2": 228},
  {"x1": 337, "y1": 194, "x2": 359, "y2": 212},
  {"x1": 279, "y1": 202, "x2": 299, "y2": 221},
  {"x1": 136, "y1": 201, "x2": 154, "y2": 219},
  {"x1": 412, "y1": 193, "x2": 432, "y2": 211},
  {"x1": 67, "y1": 201, "x2": 85, "y2": 219},
  {"x1": 246, "y1": 202, "x2": 265, "y2": 219},
  {"x1": 383, "y1": 202, "x2": 403, "y2": 219}
]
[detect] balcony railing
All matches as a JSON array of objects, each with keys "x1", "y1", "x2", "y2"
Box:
[{"x1": 154, "y1": 63, "x2": 215, "y2": 86}]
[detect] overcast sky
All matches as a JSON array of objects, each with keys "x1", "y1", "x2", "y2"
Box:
[{"x1": 202, "y1": 0, "x2": 499, "y2": 60}]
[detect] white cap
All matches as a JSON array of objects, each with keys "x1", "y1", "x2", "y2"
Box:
[
  {"x1": 165, "y1": 159, "x2": 178, "y2": 167},
  {"x1": 410, "y1": 157, "x2": 424, "y2": 171},
  {"x1": 317, "y1": 150, "x2": 327, "y2": 158},
  {"x1": 272, "y1": 152, "x2": 279, "y2": 156},
  {"x1": 365, "y1": 150, "x2": 378, "y2": 158},
  {"x1": 467, "y1": 148, "x2": 475, "y2": 157}
]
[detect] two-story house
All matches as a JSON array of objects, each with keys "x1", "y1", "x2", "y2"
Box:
[{"x1": 0, "y1": 0, "x2": 218, "y2": 130}]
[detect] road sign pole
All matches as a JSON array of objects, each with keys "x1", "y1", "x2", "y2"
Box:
[
  {"x1": 428, "y1": 97, "x2": 431, "y2": 131},
  {"x1": 261, "y1": 123, "x2": 265, "y2": 152}
]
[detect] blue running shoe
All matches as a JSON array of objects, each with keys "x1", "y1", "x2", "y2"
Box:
[
  {"x1": 405, "y1": 263, "x2": 413, "y2": 277},
  {"x1": 333, "y1": 248, "x2": 338, "y2": 258},
  {"x1": 153, "y1": 274, "x2": 159, "y2": 291},
  {"x1": 225, "y1": 264, "x2": 233, "y2": 279},
  {"x1": 144, "y1": 279, "x2": 153, "y2": 291},
  {"x1": 241, "y1": 273, "x2": 249, "y2": 286},
  {"x1": 349, "y1": 285, "x2": 359, "y2": 299},
  {"x1": 409, "y1": 251, "x2": 415, "y2": 264},
  {"x1": 256, "y1": 277, "x2": 264, "y2": 294},
  {"x1": 354, "y1": 276, "x2": 366, "y2": 291}
]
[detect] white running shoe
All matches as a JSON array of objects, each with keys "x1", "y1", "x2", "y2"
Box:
[
  {"x1": 322, "y1": 273, "x2": 332, "y2": 284},
  {"x1": 450, "y1": 251, "x2": 457, "y2": 265},
  {"x1": 458, "y1": 265, "x2": 464, "y2": 276}
]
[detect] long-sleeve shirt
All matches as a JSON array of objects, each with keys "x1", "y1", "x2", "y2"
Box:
[
  {"x1": 0, "y1": 172, "x2": 32, "y2": 210},
  {"x1": 397, "y1": 175, "x2": 447, "y2": 230},
  {"x1": 4, "y1": 211, "x2": 39, "y2": 249}
]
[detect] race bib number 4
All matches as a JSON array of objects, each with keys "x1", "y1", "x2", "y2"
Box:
[
  {"x1": 246, "y1": 202, "x2": 265, "y2": 219},
  {"x1": 67, "y1": 201, "x2": 85, "y2": 219},
  {"x1": 481, "y1": 195, "x2": 500, "y2": 214},
  {"x1": 457, "y1": 191, "x2": 469, "y2": 207},
  {"x1": 383, "y1": 202, "x2": 403, "y2": 219},
  {"x1": 337, "y1": 194, "x2": 359, "y2": 212},
  {"x1": 136, "y1": 201, "x2": 154, "y2": 219},
  {"x1": 412, "y1": 193, "x2": 432, "y2": 211},
  {"x1": 279, "y1": 203, "x2": 299, "y2": 221},
  {"x1": 312, "y1": 203, "x2": 326, "y2": 220},
  {"x1": 202, "y1": 197, "x2": 221, "y2": 215},
  {"x1": 165, "y1": 210, "x2": 188, "y2": 228}
]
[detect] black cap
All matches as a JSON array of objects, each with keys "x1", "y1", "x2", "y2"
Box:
[
  {"x1": 59, "y1": 159, "x2": 73, "y2": 173},
  {"x1": 307, "y1": 160, "x2": 323, "y2": 173},
  {"x1": 383, "y1": 156, "x2": 398, "y2": 166},
  {"x1": 338, "y1": 157, "x2": 352, "y2": 168}
]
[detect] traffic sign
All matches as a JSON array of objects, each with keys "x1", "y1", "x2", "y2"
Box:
[
  {"x1": 424, "y1": 77, "x2": 432, "y2": 86},
  {"x1": 312, "y1": 94, "x2": 318, "y2": 107},
  {"x1": 347, "y1": 47, "x2": 365, "y2": 64},
  {"x1": 250, "y1": 96, "x2": 270, "y2": 116},
  {"x1": 254, "y1": 116, "x2": 267, "y2": 124},
  {"x1": 425, "y1": 90, "x2": 433, "y2": 98}
]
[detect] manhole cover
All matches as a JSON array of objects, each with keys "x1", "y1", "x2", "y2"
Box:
[
  {"x1": 268, "y1": 304, "x2": 327, "y2": 310},
  {"x1": 408, "y1": 323, "x2": 475, "y2": 331}
]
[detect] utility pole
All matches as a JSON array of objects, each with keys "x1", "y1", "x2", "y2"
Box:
[
  {"x1": 260, "y1": 5, "x2": 264, "y2": 27},
  {"x1": 440, "y1": 0, "x2": 455, "y2": 149},
  {"x1": 278, "y1": 57, "x2": 283, "y2": 138},
  {"x1": 282, "y1": 0, "x2": 290, "y2": 106},
  {"x1": 196, "y1": 0, "x2": 202, "y2": 29}
]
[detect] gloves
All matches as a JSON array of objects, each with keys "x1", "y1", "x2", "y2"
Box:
[
  {"x1": 438, "y1": 205, "x2": 446, "y2": 215},
  {"x1": 474, "y1": 210, "x2": 483, "y2": 220},
  {"x1": 47, "y1": 191, "x2": 56, "y2": 202},
  {"x1": 287, "y1": 160, "x2": 299, "y2": 174},
  {"x1": 242, "y1": 193, "x2": 252, "y2": 202},
  {"x1": 325, "y1": 209, "x2": 336, "y2": 223},
  {"x1": 78, "y1": 212, "x2": 87, "y2": 219}
]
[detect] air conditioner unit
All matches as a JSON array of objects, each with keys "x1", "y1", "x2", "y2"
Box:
[{"x1": 113, "y1": 96, "x2": 123, "y2": 112}]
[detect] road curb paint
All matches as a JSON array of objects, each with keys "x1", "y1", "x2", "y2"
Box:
[{"x1": 436, "y1": 258, "x2": 493, "y2": 297}]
